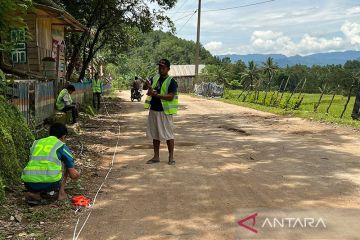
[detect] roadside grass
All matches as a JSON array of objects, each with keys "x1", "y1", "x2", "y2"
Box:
[{"x1": 220, "y1": 90, "x2": 360, "y2": 128}]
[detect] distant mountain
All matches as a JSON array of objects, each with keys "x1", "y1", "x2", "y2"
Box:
[{"x1": 217, "y1": 51, "x2": 360, "y2": 67}]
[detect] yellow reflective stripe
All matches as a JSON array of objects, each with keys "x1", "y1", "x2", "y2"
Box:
[
  {"x1": 63, "y1": 148, "x2": 74, "y2": 159},
  {"x1": 162, "y1": 105, "x2": 179, "y2": 110},
  {"x1": 30, "y1": 156, "x2": 62, "y2": 166},
  {"x1": 23, "y1": 170, "x2": 61, "y2": 176}
]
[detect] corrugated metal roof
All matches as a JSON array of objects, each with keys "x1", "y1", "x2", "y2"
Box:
[{"x1": 169, "y1": 65, "x2": 206, "y2": 77}]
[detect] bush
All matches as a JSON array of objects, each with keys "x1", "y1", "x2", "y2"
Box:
[{"x1": 0, "y1": 96, "x2": 34, "y2": 202}]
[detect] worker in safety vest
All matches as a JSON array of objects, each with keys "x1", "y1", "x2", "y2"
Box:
[
  {"x1": 56, "y1": 85, "x2": 78, "y2": 124},
  {"x1": 92, "y1": 72, "x2": 103, "y2": 110},
  {"x1": 144, "y1": 59, "x2": 178, "y2": 165},
  {"x1": 22, "y1": 123, "x2": 80, "y2": 204}
]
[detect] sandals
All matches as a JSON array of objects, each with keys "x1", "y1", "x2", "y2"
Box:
[
  {"x1": 168, "y1": 160, "x2": 176, "y2": 165},
  {"x1": 146, "y1": 159, "x2": 160, "y2": 164},
  {"x1": 26, "y1": 199, "x2": 47, "y2": 206}
]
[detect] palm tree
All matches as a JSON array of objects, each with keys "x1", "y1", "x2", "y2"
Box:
[
  {"x1": 239, "y1": 61, "x2": 260, "y2": 100},
  {"x1": 262, "y1": 57, "x2": 278, "y2": 104}
]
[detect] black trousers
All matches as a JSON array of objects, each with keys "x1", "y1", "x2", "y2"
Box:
[
  {"x1": 93, "y1": 92, "x2": 101, "y2": 110},
  {"x1": 62, "y1": 105, "x2": 78, "y2": 123},
  {"x1": 352, "y1": 88, "x2": 360, "y2": 119}
]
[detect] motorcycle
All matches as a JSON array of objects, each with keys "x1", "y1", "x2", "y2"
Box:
[{"x1": 131, "y1": 89, "x2": 143, "y2": 102}]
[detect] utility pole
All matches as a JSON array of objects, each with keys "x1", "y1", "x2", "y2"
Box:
[{"x1": 194, "y1": 0, "x2": 202, "y2": 81}]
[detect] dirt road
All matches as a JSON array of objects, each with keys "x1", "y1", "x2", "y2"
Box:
[{"x1": 66, "y1": 91, "x2": 360, "y2": 240}]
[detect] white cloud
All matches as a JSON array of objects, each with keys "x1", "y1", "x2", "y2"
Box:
[
  {"x1": 249, "y1": 30, "x2": 344, "y2": 56},
  {"x1": 204, "y1": 41, "x2": 223, "y2": 53},
  {"x1": 251, "y1": 31, "x2": 283, "y2": 40},
  {"x1": 341, "y1": 21, "x2": 360, "y2": 46},
  {"x1": 347, "y1": 6, "x2": 360, "y2": 15}
]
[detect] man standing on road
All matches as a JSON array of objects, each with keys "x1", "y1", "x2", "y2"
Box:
[
  {"x1": 144, "y1": 59, "x2": 178, "y2": 165},
  {"x1": 92, "y1": 72, "x2": 103, "y2": 110}
]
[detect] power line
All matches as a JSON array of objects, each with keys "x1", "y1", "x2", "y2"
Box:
[
  {"x1": 173, "y1": 10, "x2": 197, "y2": 22},
  {"x1": 168, "y1": 0, "x2": 275, "y2": 14},
  {"x1": 203, "y1": 0, "x2": 275, "y2": 12},
  {"x1": 173, "y1": 0, "x2": 190, "y2": 16},
  {"x1": 177, "y1": 10, "x2": 197, "y2": 33}
]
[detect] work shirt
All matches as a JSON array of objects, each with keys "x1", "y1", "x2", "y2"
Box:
[
  {"x1": 149, "y1": 76, "x2": 178, "y2": 111},
  {"x1": 62, "y1": 89, "x2": 73, "y2": 106}
]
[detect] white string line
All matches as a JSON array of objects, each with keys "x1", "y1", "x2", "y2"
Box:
[{"x1": 73, "y1": 101, "x2": 121, "y2": 240}]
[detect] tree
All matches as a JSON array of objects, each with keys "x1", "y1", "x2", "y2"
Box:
[
  {"x1": 262, "y1": 57, "x2": 278, "y2": 104},
  {"x1": 344, "y1": 60, "x2": 360, "y2": 70},
  {"x1": 0, "y1": 0, "x2": 32, "y2": 52},
  {"x1": 242, "y1": 61, "x2": 259, "y2": 90},
  {"x1": 201, "y1": 65, "x2": 229, "y2": 85},
  {"x1": 54, "y1": 0, "x2": 177, "y2": 81}
]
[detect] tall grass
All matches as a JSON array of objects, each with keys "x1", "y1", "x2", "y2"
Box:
[{"x1": 222, "y1": 89, "x2": 360, "y2": 128}]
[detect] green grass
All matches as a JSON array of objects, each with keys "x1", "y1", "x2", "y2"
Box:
[{"x1": 221, "y1": 90, "x2": 360, "y2": 128}]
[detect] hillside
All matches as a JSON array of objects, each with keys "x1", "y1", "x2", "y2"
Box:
[
  {"x1": 218, "y1": 51, "x2": 360, "y2": 67},
  {"x1": 111, "y1": 31, "x2": 218, "y2": 79}
]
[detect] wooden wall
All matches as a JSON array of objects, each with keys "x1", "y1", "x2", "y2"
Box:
[{"x1": 3, "y1": 8, "x2": 65, "y2": 78}]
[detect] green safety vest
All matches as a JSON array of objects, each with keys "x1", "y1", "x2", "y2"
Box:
[
  {"x1": 92, "y1": 79, "x2": 102, "y2": 93},
  {"x1": 56, "y1": 89, "x2": 72, "y2": 110},
  {"x1": 144, "y1": 75, "x2": 179, "y2": 115},
  {"x1": 21, "y1": 136, "x2": 64, "y2": 183}
]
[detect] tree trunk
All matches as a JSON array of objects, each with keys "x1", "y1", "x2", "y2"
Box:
[
  {"x1": 278, "y1": 76, "x2": 290, "y2": 106},
  {"x1": 237, "y1": 83, "x2": 250, "y2": 99},
  {"x1": 263, "y1": 73, "x2": 273, "y2": 105},
  {"x1": 326, "y1": 86, "x2": 340, "y2": 114},
  {"x1": 340, "y1": 82, "x2": 355, "y2": 118},
  {"x1": 270, "y1": 78, "x2": 284, "y2": 106},
  {"x1": 314, "y1": 83, "x2": 327, "y2": 112},
  {"x1": 285, "y1": 79, "x2": 302, "y2": 109},
  {"x1": 350, "y1": 84, "x2": 360, "y2": 119}
]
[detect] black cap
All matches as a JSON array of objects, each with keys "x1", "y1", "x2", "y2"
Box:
[{"x1": 157, "y1": 59, "x2": 170, "y2": 68}]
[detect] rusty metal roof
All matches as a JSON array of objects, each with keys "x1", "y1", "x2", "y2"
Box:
[{"x1": 169, "y1": 65, "x2": 206, "y2": 77}]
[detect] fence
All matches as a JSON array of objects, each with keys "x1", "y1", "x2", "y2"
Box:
[
  {"x1": 11, "y1": 80, "x2": 32, "y2": 125},
  {"x1": 10, "y1": 80, "x2": 112, "y2": 127},
  {"x1": 34, "y1": 81, "x2": 55, "y2": 126},
  {"x1": 72, "y1": 81, "x2": 92, "y2": 104}
]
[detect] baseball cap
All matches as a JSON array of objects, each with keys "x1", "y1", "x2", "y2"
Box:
[{"x1": 157, "y1": 59, "x2": 171, "y2": 68}]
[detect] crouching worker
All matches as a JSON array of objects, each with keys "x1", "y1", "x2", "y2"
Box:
[
  {"x1": 22, "y1": 123, "x2": 80, "y2": 204},
  {"x1": 56, "y1": 85, "x2": 78, "y2": 124}
]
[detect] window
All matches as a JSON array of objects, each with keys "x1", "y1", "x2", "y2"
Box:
[{"x1": 10, "y1": 29, "x2": 27, "y2": 64}]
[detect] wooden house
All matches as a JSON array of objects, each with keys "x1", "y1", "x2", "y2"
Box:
[{"x1": 0, "y1": 0, "x2": 86, "y2": 83}]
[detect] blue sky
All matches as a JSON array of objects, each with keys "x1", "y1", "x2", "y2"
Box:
[{"x1": 164, "y1": 0, "x2": 360, "y2": 56}]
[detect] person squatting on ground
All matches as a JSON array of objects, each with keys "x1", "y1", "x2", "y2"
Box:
[
  {"x1": 92, "y1": 72, "x2": 103, "y2": 110},
  {"x1": 56, "y1": 85, "x2": 79, "y2": 124},
  {"x1": 144, "y1": 59, "x2": 179, "y2": 165},
  {"x1": 22, "y1": 123, "x2": 80, "y2": 203}
]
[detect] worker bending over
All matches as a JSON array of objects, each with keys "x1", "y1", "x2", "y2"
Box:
[{"x1": 22, "y1": 123, "x2": 80, "y2": 203}]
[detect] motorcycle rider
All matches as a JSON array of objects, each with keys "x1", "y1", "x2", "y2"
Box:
[{"x1": 131, "y1": 76, "x2": 142, "y2": 98}]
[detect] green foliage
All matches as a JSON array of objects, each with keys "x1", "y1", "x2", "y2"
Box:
[
  {"x1": 105, "y1": 30, "x2": 218, "y2": 88},
  {"x1": 0, "y1": 96, "x2": 34, "y2": 202},
  {"x1": 56, "y1": 0, "x2": 177, "y2": 81},
  {"x1": 225, "y1": 89, "x2": 358, "y2": 125},
  {"x1": 0, "y1": 0, "x2": 32, "y2": 50}
]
